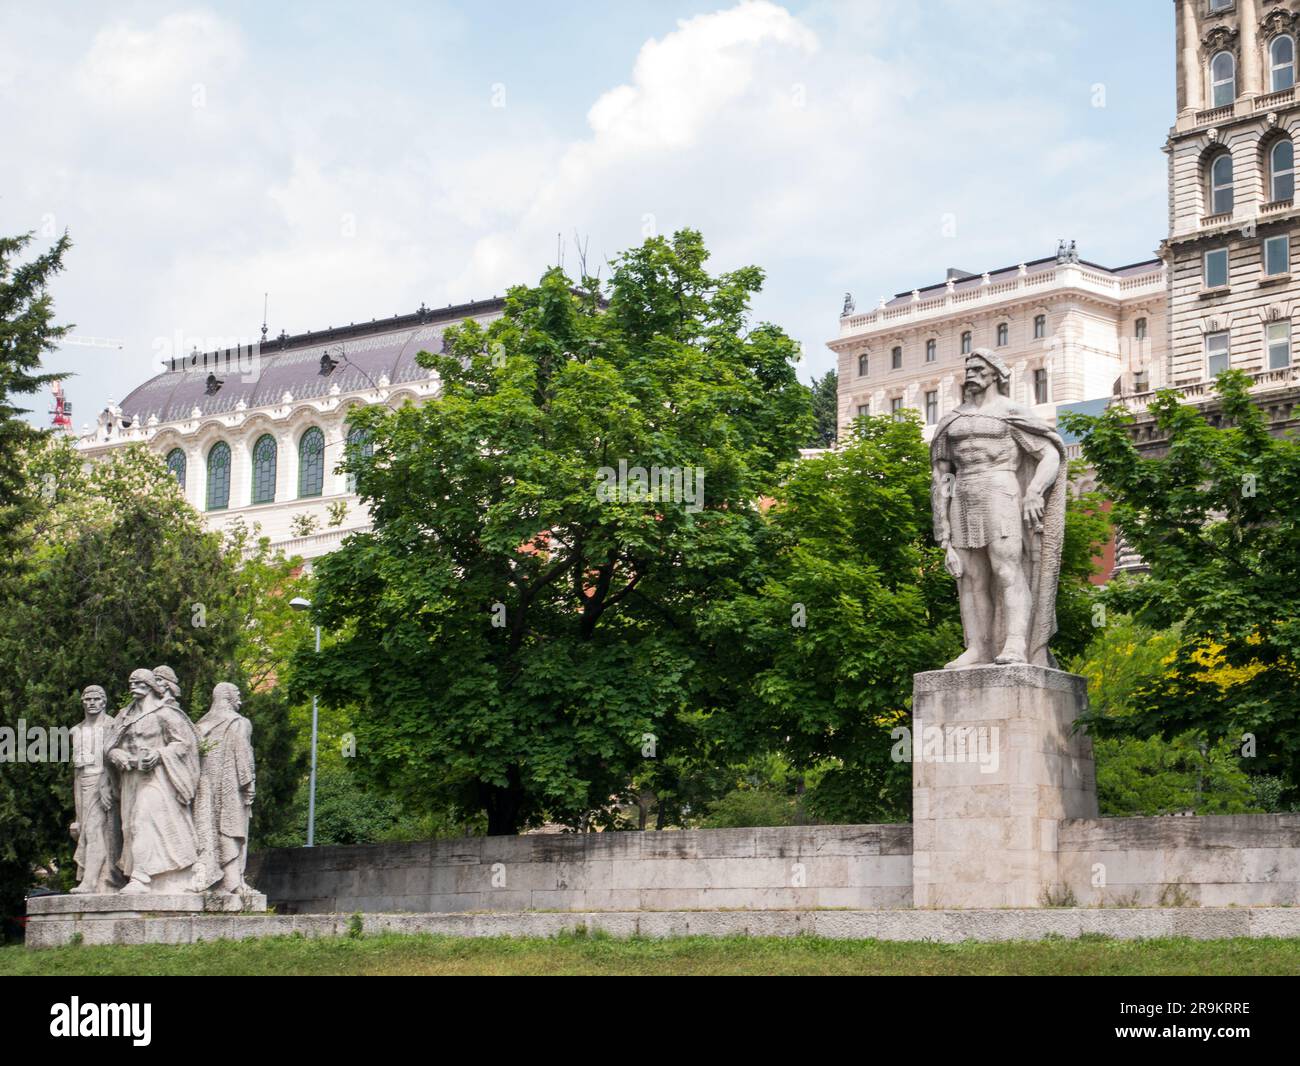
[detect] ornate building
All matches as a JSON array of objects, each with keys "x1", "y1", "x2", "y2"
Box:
[
  {"x1": 78, "y1": 299, "x2": 504, "y2": 560},
  {"x1": 829, "y1": 250, "x2": 1167, "y2": 442},
  {"x1": 1138, "y1": 0, "x2": 1300, "y2": 450}
]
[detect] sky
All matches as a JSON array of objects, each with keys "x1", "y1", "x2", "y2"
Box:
[{"x1": 1, "y1": 0, "x2": 1175, "y2": 428}]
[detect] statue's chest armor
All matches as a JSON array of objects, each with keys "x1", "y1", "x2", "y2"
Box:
[{"x1": 949, "y1": 413, "x2": 1012, "y2": 443}]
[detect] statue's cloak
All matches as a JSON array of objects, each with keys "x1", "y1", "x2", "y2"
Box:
[{"x1": 931, "y1": 402, "x2": 1068, "y2": 668}]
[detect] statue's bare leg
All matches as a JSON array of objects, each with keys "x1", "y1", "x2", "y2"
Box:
[
  {"x1": 946, "y1": 547, "x2": 994, "y2": 668},
  {"x1": 989, "y1": 530, "x2": 1030, "y2": 664}
]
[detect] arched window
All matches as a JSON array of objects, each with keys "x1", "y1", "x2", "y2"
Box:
[
  {"x1": 1033, "y1": 314, "x2": 1046, "y2": 340},
  {"x1": 251, "y1": 434, "x2": 277, "y2": 505},
  {"x1": 165, "y1": 448, "x2": 186, "y2": 491},
  {"x1": 345, "y1": 427, "x2": 374, "y2": 493},
  {"x1": 961, "y1": 330, "x2": 972, "y2": 355},
  {"x1": 1209, "y1": 150, "x2": 1234, "y2": 215},
  {"x1": 858, "y1": 353, "x2": 869, "y2": 376},
  {"x1": 996, "y1": 322, "x2": 1009, "y2": 347},
  {"x1": 1272, "y1": 36, "x2": 1296, "y2": 93},
  {"x1": 925, "y1": 338, "x2": 937, "y2": 362},
  {"x1": 206, "y1": 442, "x2": 230, "y2": 512},
  {"x1": 298, "y1": 427, "x2": 325, "y2": 498},
  {"x1": 1271, "y1": 138, "x2": 1295, "y2": 202},
  {"x1": 1211, "y1": 51, "x2": 1236, "y2": 108}
]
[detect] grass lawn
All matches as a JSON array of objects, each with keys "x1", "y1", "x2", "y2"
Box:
[{"x1": 3, "y1": 931, "x2": 1300, "y2": 975}]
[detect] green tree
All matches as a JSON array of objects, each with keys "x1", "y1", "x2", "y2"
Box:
[
  {"x1": 706, "y1": 412, "x2": 962, "y2": 823},
  {"x1": 807, "y1": 369, "x2": 838, "y2": 448},
  {"x1": 711, "y1": 415, "x2": 1112, "y2": 824},
  {"x1": 1061, "y1": 371, "x2": 1300, "y2": 803},
  {"x1": 295, "y1": 230, "x2": 811, "y2": 834},
  {"x1": 1066, "y1": 615, "x2": 1258, "y2": 815},
  {"x1": 0, "y1": 441, "x2": 303, "y2": 919},
  {"x1": 0, "y1": 231, "x2": 71, "y2": 561}
]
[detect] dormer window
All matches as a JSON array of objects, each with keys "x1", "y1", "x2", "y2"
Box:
[
  {"x1": 1211, "y1": 51, "x2": 1236, "y2": 108},
  {"x1": 204, "y1": 373, "x2": 224, "y2": 395},
  {"x1": 320, "y1": 352, "x2": 339, "y2": 374},
  {"x1": 1272, "y1": 36, "x2": 1296, "y2": 92}
]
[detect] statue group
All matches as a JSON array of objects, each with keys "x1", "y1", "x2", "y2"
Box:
[
  {"x1": 930, "y1": 348, "x2": 1068, "y2": 670},
  {"x1": 69, "y1": 669, "x2": 257, "y2": 897}
]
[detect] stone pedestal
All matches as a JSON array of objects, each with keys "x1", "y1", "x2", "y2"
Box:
[
  {"x1": 911, "y1": 664, "x2": 1096, "y2": 908},
  {"x1": 26, "y1": 891, "x2": 269, "y2": 948}
]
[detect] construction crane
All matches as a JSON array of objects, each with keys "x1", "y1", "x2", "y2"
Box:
[
  {"x1": 58, "y1": 335, "x2": 125, "y2": 350},
  {"x1": 49, "y1": 380, "x2": 73, "y2": 429}
]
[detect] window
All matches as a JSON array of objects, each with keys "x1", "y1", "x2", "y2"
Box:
[
  {"x1": 1033, "y1": 368, "x2": 1049, "y2": 405},
  {"x1": 1033, "y1": 314, "x2": 1046, "y2": 340},
  {"x1": 890, "y1": 397, "x2": 904, "y2": 421},
  {"x1": 1268, "y1": 320, "x2": 1292, "y2": 369},
  {"x1": 925, "y1": 339, "x2": 937, "y2": 363},
  {"x1": 1206, "y1": 331, "x2": 1230, "y2": 376},
  {"x1": 858, "y1": 353, "x2": 869, "y2": 377},
  {"x1": 891, "y1": 346, "x2": 903, "y2": 370},
  {"x1": 1273, "y1": 36, "x2": 1296, "y2": 93},
  {"x1": 1135, "y1": 317, "x2": 1148, "y2": 340},
  {"x1": 1204, "y1": 247, "x2": 1229, "y2": 288},
  {"x1": 1211, "y1": 51, "x2": 1236, "y2": 108},
  {"x1": 298, "y1": 427, "x2": 325, "y2": 498},
  {"x1": 925, "y1": 390, "x2": 938, "y2": 425},
  {"x1": 251, "y1": 434, "x2": 277, "y2": 504},
  {"x1": 1208, "y1": 0, "x2": 1232, "y2": 10},
  {"x1": 856, "y1": 403, "x2": 870, "y2": 418},
  {"x1": 1265, "y1": 234, "x2": 1290, "y2": 276},
  {"x1": 1209, "y1": 151, "x2": 1233, "y2": 215},
  {"x1": 165, "y1": 448, "x2": 186, "y2": 491},
  {"x1": 1272, "y1": 139, "x2": 1295, "y2": 202},
  {"x1": 1133, "y1": 369, "x2": 1149, "y2": 392},
  {"x1": 960, "y1": 330, "x2": 972, "y2": 355},
  {"x1": 345, "y1": 426, "x2": 374, "y2": 493},
  {"x1": 206, "y1": 442, "x2": 230, "y2": 512},
  {"x1": 996, "y1": 323, "x2": 1009, "y2": 347}
]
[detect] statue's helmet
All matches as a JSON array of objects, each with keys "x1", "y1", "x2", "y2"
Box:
[
  {"x1": 966, "y1": 348, "x2": 1012, "y2": 395},
  {"x1": 212, "y1": 681, "x2": 241, "y2": 710},
  {"x1": 127, "y1": 668, "x2": 166, "y2": 696},
  {"x1": 81, "y1": 684, "x2": 107, "y2": 702},
  {"x1": 153, "y1": 665, "x2": 180, "y2": 692}
]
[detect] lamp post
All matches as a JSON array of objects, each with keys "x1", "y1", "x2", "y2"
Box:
[{"x1": 290, "y1": 597, "x2": 321, "y2": 847}]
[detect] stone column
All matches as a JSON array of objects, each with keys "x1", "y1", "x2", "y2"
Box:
[
  {"x1": 911, "y1": 665, "x2": 1097, "y2": 908},
  {"x1": 1240, "y1": 0, "x2": 1261, "y2": 100},
  {"x1": 1180, "y1": 0, "x2": 1204, "y2": 115}
]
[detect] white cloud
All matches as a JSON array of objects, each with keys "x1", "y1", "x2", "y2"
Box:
[{"x1": 3, "y1": 0, "x2": 1166, "y2": 420}]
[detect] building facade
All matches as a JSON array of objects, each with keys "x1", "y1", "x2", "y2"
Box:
[
  {"x1": 1150, "y1": 0, "x2": 1300, "y2": 435},
  {"x1": 829, "y1": 251, "x2": 1167, "y2": 441},
  {"x1": 77, "y1": 300, "x2": 504, "y2": 560}
]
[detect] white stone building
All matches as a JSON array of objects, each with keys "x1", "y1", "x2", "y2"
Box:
[
  {"x1": 77, "y1": 300, "x2": 504, "y2": 561},
  {"x1": 829, "y1": 251, "x2": 1167, "y2": 441}
]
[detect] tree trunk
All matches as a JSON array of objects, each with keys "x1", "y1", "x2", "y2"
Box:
[{"x1": 482, "y1": 772, "x2": 525, "y2": 835}]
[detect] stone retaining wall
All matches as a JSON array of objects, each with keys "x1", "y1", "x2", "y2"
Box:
[
  {"x1": 25, "y1": 907, "x2": 1300, "y2": 949},
  {"x1": 247, "y1": 825, "x2": 914, "y2": 914},
  {"x1": 248, "y1": 815, "x2": 1300, "y2": 914}
]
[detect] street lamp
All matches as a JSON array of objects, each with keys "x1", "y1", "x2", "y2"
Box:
[{"x1": 290, "y1": 597, "x2": 321, "y2": 847}]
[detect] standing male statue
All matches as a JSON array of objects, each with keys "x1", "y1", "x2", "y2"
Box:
[
  {"x1": 191, "y1": 682, "x2": 257, "y2": 895},
  {"x1": 930, "y1": 349, "x2": 1068, "y2": 669},
  {"x1": 69, "y1": 685, "x2": 120, "y2": 894},
  {"x1": 103, "y1": 669, "x2": 201, "y2": 894}
]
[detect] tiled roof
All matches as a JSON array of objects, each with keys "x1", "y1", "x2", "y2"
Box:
[{"x1": 118, "y1": 298, "x2": 505, "y2": 425}]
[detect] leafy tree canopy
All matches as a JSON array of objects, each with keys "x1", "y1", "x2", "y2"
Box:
[{"x1": 295, "y1": 231, "x2": 811, "y2": 833}]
